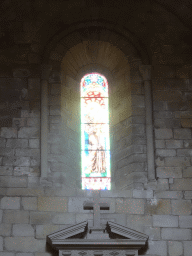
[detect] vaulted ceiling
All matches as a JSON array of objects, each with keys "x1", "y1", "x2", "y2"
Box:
[{"x1": 0, "y1": 0, "x2": 192, "y2": 65}]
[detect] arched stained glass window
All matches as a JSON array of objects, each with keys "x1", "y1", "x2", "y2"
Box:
[{"x1": 81, "y1": 73, "x2": 111, "y2": 190}]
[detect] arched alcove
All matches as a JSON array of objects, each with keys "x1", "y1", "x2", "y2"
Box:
[{"x1": 45, "y1": 28, "x2": 148, "y2": 190}]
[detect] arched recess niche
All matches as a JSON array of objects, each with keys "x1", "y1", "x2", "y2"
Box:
[{"x1": 45, "y1": 27, "x2": 150, "y2": 190}]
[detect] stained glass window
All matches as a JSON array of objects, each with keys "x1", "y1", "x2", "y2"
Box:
[{"x1": 81, "y1": 73, "x2": 111, "y2": 190}]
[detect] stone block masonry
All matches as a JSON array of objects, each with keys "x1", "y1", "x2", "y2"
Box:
[
  {"x1": 168, "y1": 241, "x2": 183, "y2": 256},
  {"x1": 1, "y1": 128, "x2": 17, "y2": 138},
  {"x1": 145, "y1": 199, "x2": 171, "y2": 215},
  {"x1": 37, "y1": 197, "x2": 67, "y2": 212},
  {"x1": 4, "y1": 237, "x2": 45, "y2": 253},
  {"x1": 12, "y1": 224, "x2": 34, "y2": 236},
  {"x1": 116, "y1": 198, "x2": 145, "y2": 214},
  {"x1": 3, "y1": 210, "x2": 29, "y2": 223},
  {"x1": 161, "y1": 228, "x2": 191, "y2": 240},
  {"x1": 0, "y1": 190, "x2": 191, "y2": 255},
  {"x1": 127, "y1": 214, "x2": 152, "y2": 233},
  {"x1": 153, "y1": 215, "x2": 178, "y2": 227},
  {"x1": 1, "y1": 197, "x2": 20, "y2": 209},
  {"x1": 22, "y1": 197, "x2": 37, "y2": 210},
  {"x1": 179, "y1": 216, "x2": 192, "y2": 228},
  {"x1": 0, "y1": 177, "x2": 27, "y2": 187},
  {"x1": 171, "y1": 200, "x2": 192, "y2": 215},
  {"x1": 0, "y1": 31, "x2": 191, "y2": 256}
]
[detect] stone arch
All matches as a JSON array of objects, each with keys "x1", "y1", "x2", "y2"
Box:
[
  {"x1": 44, "y1": 27, "x2": 151, "y2": 189},
  {"x1": 42, "y1": 21, "x2": 150, "y2": 65}
]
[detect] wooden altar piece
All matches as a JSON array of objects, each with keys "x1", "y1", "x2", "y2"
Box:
[{"x1": 47, "y1": 195, "x2": 148, "y2": 256}]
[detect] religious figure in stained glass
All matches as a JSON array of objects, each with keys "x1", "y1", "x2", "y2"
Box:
[{"x1": 81, "y1": 73, "x2": 111, "y2": 190}]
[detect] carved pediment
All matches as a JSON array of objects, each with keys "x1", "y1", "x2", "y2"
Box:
[
  {"x1": 106, "y1": 221, "x2": 148, "y2": 240},
  {"x1": 47, "y1": 220, "x2": 148, "y2": 243},
  {"x1": 47, "y1": 220, "x2": 148, "y2": 253},
  {"x1": 47, "y1": 199, "x2": 148, "y2": 256},
  {"x1": 47, "y1": 221, "x2": 88, "y2": 244}
]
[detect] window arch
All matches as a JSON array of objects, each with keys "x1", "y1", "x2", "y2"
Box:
[{"x1": 81, "y1": 73, "x2": 111, "y2": 190}]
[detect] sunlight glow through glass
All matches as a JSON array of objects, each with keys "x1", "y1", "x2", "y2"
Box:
[{"x1": 81, "y1": 73, "x2": 111, "y2": 190}]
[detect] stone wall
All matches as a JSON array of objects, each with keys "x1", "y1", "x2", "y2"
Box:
[
  {"x1": 47, "y1": 72, "x2": 80, "y2": 188},
  {"x1": 0, "y1": 64, "x2": 191, "y2": 256},
  {"x1": 0, "y1": 2, "x2": 191, "y2": 253},
  {"x1": 111, "y1": 63, "x2": 147, "y2": 190},
  {"x1": 0, "y1": 58, "x2": 191, "y2": 256}
]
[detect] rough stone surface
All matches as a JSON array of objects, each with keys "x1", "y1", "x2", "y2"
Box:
[
  {"x1": 184, "y1": 241, "x2": 192, "y2": 256},
  {"x1": 153, "y1": 215, "x2": 178, "y2": 227},
  {"x1": 6, "y1": 139, "x2": 28, "y2": 148},
  {"x1": 155, "y1": 129, "x2": 173, "y2": 139},
  {"x1": 1, "y1": 196, "x2": 20, "y2": 209},
  {"x1": 6, "y1": 188, "x2": 44, "y2": 196},
  {"x1": 148, "y1": 179, "x2": 169, "y2": 191},
  {"x1": 44, "y1": 187, "x2": 76, "y2": 197},
  {"x1": 0, "y1": 166, "x2": 13, "y2": 176},
  {"x1": 68, "y1": 197, "x2": 94, "y2": 213},
  {"x1": 0, "y1": 223, "x2": 12, "y2": 236},
  {"x1": 116, "y1": 198, "x2": 144, "y2": 214},
  {"x1": 170, "y1": 179, "x2": 192, "y2": 190},
  {"x1": 127, "y1": 214, "x2": 152, "y2": 233},
  {"x1": 52, "y1": 213, "x2": 76, "y2": 224},
  {"x1": 16, "y1": 253, "x2": 34, "y2": 256},
  {"x1": 15, "y1": 148, "x2": 40, "y2": 157},
  {"x1": 177, "y1": 148, "x2": 192, "y2": 156},
  {"x1": 133, "y1": 189, "x2": 153, "y2": 198},
  {"x1": 3, "y1": 210, "x2": 29, "y2": 223},
  {"x1": 3, "y1": 156, "x2": 30, "y2": 166},
  {"x1": 174, "y1": 128, "x2": 191, "y2": 139},
  {"x1": 146, "y1": 241, "x2": 167, "y2": 256},
  {"x1": 22, "y1": 197, "x2": 37, "y2": 210},
  {"x1": 13, "y1": 224, "x2": 34, "y2": 236},
  {"x1": 0, "y1": 253, "x2": 15, "y2": 256},
  {"x1": 156, "y1": 149, "x2": 176, "y2": 157},
  {"x1": 1, "y1": 128, "x2": 17, "y2": 138},
  {"x1": 171, "y1": 200, "x2": 192, "y2": 215},
  {"x1": 154, "y1": 191, "x2": 183, "y2": 199},
  {"x1": 168, "y1": 241, "x2": 183, "y2": 256},
  {"x1": 0, "y1": 176, "x2": 27, "y2": 187},
  {"x1": 179, "y1": 216, "x2": 192, "y2": 228},
  {"x1": 0, "y1": 236, "x2": 3, "y2": 251},
  {"x1": 29, "y1": 139, "x2": 40, "y2": 148},
  {"x1": 18, "y1": 127, "x2": 40, "y2": 138},
  {"x1": 14, "y1": 167, "x2": 40, "y2": 177},
  {"x1": 49, "y1": 106, "x2": 61, "y2": 115},
  {"x1": 35, "y1": 253, "x2": 53, "y2": 256},
  {"x1": 161, "y1": 228, "x2": 191, "y2": 240},
  {"x1": 156, "y1": 167, "x2": 182, "y2": 178},
  {"x1": 4, "y1": 237, "x2": 45, "y2": 253},
  {"x1": 0, "y1": 147, "x2": 14, "y2": 157},
  {"x1": 165, "y1": 140, "x2": 183, "y2": 148},
  {"x1": 100, "y1": 190, "x2": 132, "y2": 198},
  {"x1": 0, "y1": 210, "x2": 2, "y2": 223},
  {"x1": 145, "y1": 199, "x2": 171, "y2": 215},
  {"x1": 21, "y1": 111, "x2": 40, "y2": 118},
  {"x1": 144, "y1": 226, "x2": 161, "y2": 240},
  {"x1": 37, "y1": 197, "x2": 67, "y2": 212},
  {"x1": 164, "y1": 157, "x2": 191, "y2": 167},
  {"x1": 27, "y1": 118, "x2": 40, "y2": 127},
  {"x1": 51, "y1": 84, "x2": 61, "y2": 95},
  {"x1": 184, "y1": 191, "x2": 192, "y2": 199},
  {"x1": 30, "y1": 212, "x2": 52, "y2": 224},
  {"x1": 36, "y1": 224, "x2": 59, "y2": 238},
  {"x1": 76, "y1": 213, "x2": 93, "y2": 224},
  {"x1": 155, "y1": 140, "x2": 165, "y2": 148},
  {"x1": 183, "y1": 166, "x2": 192, "y2": 177}
]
